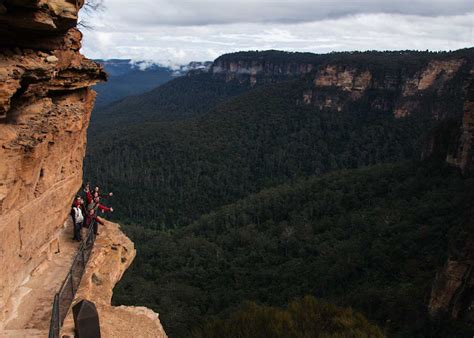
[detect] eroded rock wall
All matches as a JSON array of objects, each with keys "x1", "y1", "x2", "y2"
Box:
[
  {"x1": 307, "y1": 59, "x2": 470, "y2": 118},
  {"x1": 0, "y1": 0, "x2": 106, "y2": 323}
]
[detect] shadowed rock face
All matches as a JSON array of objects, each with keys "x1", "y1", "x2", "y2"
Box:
[
  {"x1": 0, "y1": 0, "x2": 84, "y2": 49},
  {"x1": 428, "y1": 82, "x2": 474, "y2": 325},
  {"x1": 447, "y1": 80, "x2": 474, "y2": 174},
  {"x1": 0, "y1": 0, "x2": 106, "y2": 325}
]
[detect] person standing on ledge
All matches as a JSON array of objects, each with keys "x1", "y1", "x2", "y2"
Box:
[
  {"x1": 83, "y1": 183, "x2": 114, "y2": 235},
  {"x1": 71, "y1": 196, "x2": 85, "y2": 241}
]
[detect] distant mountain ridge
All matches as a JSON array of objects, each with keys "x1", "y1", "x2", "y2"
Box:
[
  {"x1": 91, "y1": 48, "x2": 473, "y2": 126},
  {"x1": 95, "y1": 59, "x2": 212, "y2": 76},
  {"x1": 92, "y1": 59, "x2": 212, "y2": 108}
]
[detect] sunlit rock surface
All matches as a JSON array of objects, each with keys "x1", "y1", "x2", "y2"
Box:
[
  {"x1": 62, "y1": 221, "x2": 167, "y2": 338},
  {"x1": 0, "y1": 1, "x2": 165, "y2": 336}
]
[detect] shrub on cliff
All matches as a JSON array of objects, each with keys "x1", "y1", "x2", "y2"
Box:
[{"x1": 191, "y1": 295, "x2": 385, "y2": 338}]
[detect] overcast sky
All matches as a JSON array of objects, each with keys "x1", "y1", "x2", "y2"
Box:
[{"x1": 80, "y1": 0, "x2": 474, "y2": 67}]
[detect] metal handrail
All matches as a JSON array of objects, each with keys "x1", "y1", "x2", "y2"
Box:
[{"x1": 48, "y1": 219, "x2": 97, "y2": 338}]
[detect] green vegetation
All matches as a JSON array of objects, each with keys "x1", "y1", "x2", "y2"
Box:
[
  {"x1": 91, "y1": 72, "x2": 248, "y2": 128},
  {"x1": 86, "y1": 79, "x2": 439, "y2": 228},
  {"x1": 113, "y1": 162, "x2": 473, "y2": 337},
  {"x1": 93, "y1": 67, "x2": 175, "y2": 109},
  {"x1": 191, "y1": 295, "x2": 385, "y2": 338},
  {"x1": 85, "y1": 49, "x2": 474, "y2": 337}
]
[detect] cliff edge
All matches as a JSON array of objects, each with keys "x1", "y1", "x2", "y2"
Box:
[
  {"x1": 0, "y1": 1, "x2": 166, "y2": 336},
  {"x1": 0, "y1": 0, "x2": 104, "y2": 322},
  {"x1": 61, "y1": 221, "x2": 167, "y2": 338}
]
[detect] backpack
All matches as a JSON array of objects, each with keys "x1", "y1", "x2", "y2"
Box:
[{"x1": 73, "y1": 206, "x2": 84, "y2": 224}]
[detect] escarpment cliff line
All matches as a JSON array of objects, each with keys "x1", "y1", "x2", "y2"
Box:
[
  {"x1": 0, "y1": 0, "x2": 107, "y2": 326},
  {"x1": 211, "y1": 50, "x2": 472, "y2": 120}
]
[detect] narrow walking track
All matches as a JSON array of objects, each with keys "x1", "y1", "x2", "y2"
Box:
[{"x1": 0, "y1": 220, "x2": 79, "y2": 338}]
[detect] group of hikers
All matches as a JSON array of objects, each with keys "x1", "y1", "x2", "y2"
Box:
[{"x1": 70, "y1": 183, "x2": 114, "y2": 241}]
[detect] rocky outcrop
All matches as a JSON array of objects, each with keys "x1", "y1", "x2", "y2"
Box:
[
  {"x1": 0, "y1": 0, "x2": 107, "y2": 328},
  {"x1": 402, "y1": 59, "x2": 464, "y2": 95},
  {"x1": 0, "y1": 0, "x2": 84, "y2": 50},
  {"x1": 429, "y1": 255, "x2": 474, "y2": 322},
  {"x1": 61, "y1": 221, "x2": 167, "y2": 338}
]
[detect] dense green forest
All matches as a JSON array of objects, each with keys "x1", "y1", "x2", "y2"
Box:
[
  {"x1": 85, "y1": 50, "x2": 473, "y2": 337},
  {"x1": 113, "y1": 162, "x2": 473, "y2": 337},
  {"x1": 92, "y1": 66, "x2": 175, "y2": 109},
  {"x1": 215, "y1": 49, "x2": 472, "y2": 64},
  {"x1": 90, "y1": 72, "x2": 249, "y2": 127},
  {"x1": 86, "y1": 79, "x2": 440, "y2": 228},
  {"x1": 91, "y1": 48, "x2": 473, "y2": 128}
]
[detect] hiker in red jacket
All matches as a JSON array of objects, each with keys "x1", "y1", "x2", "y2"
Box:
[
  {"x1": 85, "y1": 201, "x2": 114, "y2": 235},
  {"x1": 94, "y1": 185, "x2": 113, "y2": 199},
  {"x1": 84, "y1": 183, "x2": 113, "y2": 205},
  {"x1": 85, "y1": 209, "x2": 103, "y2": 235},
  {"x1": 88, "y1": 196, "x2": 114, "y2": 233}
]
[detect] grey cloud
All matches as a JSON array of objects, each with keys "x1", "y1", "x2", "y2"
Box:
[
  {"x1": 100, "y1": 0, "x2": 473, "y2": 26},
  {"x1": 81, "y1": 12, "x2": 474, "y2": 66}
]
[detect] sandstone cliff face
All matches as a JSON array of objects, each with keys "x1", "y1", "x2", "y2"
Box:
[
  {"x1": 0, "y1": 2, "x2": 166, "y2": 334},
  {"x1": 211, "y1": 52, "x2": 472, "y2": 121},
  {"x1": 0, "y1": 0, "x2": 123, "y2": 332},
  {"x1": 307, "y1": 58, "x2": 470, "y2": 119},
  {"x1": 212, "y1": 58, "x2": 314, "y2": 86},
  {"x1": 428, "y1": 80, "x2": 474, "y2": 325},
  {"x1": 62, "y1": 221, "x2": 167, "y2": 338}
]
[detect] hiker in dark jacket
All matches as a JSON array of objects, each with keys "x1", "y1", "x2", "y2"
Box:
[{"x1": 71, "y1": 196, "x2": 85, "y2": 241}]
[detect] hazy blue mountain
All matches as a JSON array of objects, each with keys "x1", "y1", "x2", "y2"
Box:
[{"x1": 92, "y1": 59, "x2": 212, "y2": 109}]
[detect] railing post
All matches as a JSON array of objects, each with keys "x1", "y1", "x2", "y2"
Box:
[
  {"x1": 70, "y1": 270, "x2": 75, "y2": 295},
  {"x1": 57, "y1": 293, "x2": 61, "y2": 338},
  {"x1": 82, "y1": 246, "x2": 85, "y2": 269},
  {"x1": 49, "y1": 293, "x2": 59, "y2": 338}
]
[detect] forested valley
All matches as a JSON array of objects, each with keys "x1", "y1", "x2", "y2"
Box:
[{"x1": 85, "y1": 49, "x2": 474, "y2": 337}]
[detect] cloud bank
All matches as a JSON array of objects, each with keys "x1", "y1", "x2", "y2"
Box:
[{"x1": 80, "y1": 0, "x2": 474, "y2": 66}]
